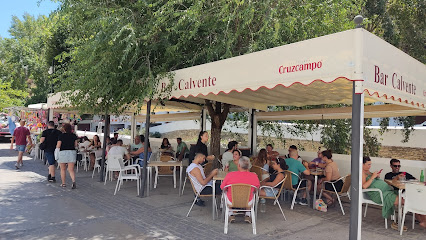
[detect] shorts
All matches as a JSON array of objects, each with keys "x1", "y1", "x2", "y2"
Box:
[
  {"x1": 293, "y1": 180, "x2": 307, "y2": 189},
  {"x1": 57, "y1": 150, "x2": 77, "y2": 164},
  {"x1": 325, "y1": 179, "x2": 343, "y2": 192},
  {"x1": 17, "y1": 145, "x2": 26, "y2": 152},
  {"x1": 264, "y1": 188, "x2": 278, "y2": 197},
  {"x1": 45, "y1": 151, "x2": 55, "y2": 165}
]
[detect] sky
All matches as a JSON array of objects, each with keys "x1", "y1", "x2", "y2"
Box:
[{"x1": 0, "y1": 0, "x2": 60, "y2": 38}]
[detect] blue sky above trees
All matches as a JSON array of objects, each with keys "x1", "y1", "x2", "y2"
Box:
[{"x1": 0, "y1": 0, "x2": 59, "y2": 38}]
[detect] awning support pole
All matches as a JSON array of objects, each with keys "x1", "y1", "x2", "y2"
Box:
[
  {"x1": 200, "y1": 107, "x2": 207, "y2": 131},
  {"x1": 140, "y1": 100, "x2": 151, "y2": 197},
  {"x1": 249, "y1": 109, "x2": 257, "y2": 155},
  {"x1": 100, "y1": 112, "x2": 110, "y2": 182},
  {"x1": 349, "y1": 81, "x2": 364, "y2": 240},
  {"x1": 130, "y1": 113, "x2": 136, "y2": 143}
]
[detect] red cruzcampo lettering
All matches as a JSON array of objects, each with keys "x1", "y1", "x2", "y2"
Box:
[
  {"x1": 178, "y1": 76, "x2": 217, "y2": 90},
  {"x1": 278, "y1": 60, "x2": 322, "y2": 74}
]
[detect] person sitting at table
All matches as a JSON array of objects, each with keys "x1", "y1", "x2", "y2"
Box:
[
  {"x1": 176, "y1": 137, "x2": 189, "y2": 161},
  {"x1": 309, "y1": 147, "x2": 327, "y2": 169},
  {"x1": 285, "y1": 149, "x2": 311, "y2": 206},
  {"x1": 221, "y1": 156, "x2": 260, "y2": 223},
  {"x1": 188, "y1": 131, "x2": 215, "y2": 165},
  {"x1": 266, "y1": 144, "x2": 279, "y2": 161},
  {"x1": 253, "y1": 148, "x2": 269, "y2": 171},
  {"x1": 222, "y1": 141, "x2": 238, "y2": 169},
  {"x1": 90, "y1": 135, "x2": 102, "y2": 149},
  {"x1": 284, "y1": 145, "x2": 303, "y2": 163},
  {"x1": 187, "y1": 153, "x2": 220, "y2": 207},
  {"x1": 259, "y1": 157, "x2": 287, "y2": 204},
  {"x1": 130, "y1": 135, "x2": 143, "y2": 152},
  {"x1": 225, "y1": 149, "x2": 242, "y2": 173},
  {"x1": 108, "y1": 139, "x2": 131, "y2": 161},
  {"x1": 317, "y1": 150, "x2": 341, "y2": 206},
  {"x1": 130, "y1": 135, "x2": 152, "y2": 166},
  {"x1": 362, "y1": 156, "x2": 426, "y2": 229},
  {"x1": 384, "y1": 158, "x2": 416, "y2": 191},
  {"x1": 79, "y1": 136, "x2": 91, "y2": 149}
]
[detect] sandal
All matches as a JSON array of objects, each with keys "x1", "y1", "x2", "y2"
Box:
[
  {"x1": 326, "y1": 199, "x2": 336, "y2": 208},
  {"x1": 60, "y1": 184, "x2": 66, "y2": 188},
  {"x1": 71, "y1": 182, "x2": 76, "y2": 189},
  {"x1": 391, "y1": 222, "x2": 407, "y2": 231}
]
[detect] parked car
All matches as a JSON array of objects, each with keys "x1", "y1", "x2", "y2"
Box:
[{"x1": 0, "y1": 114, "x2": 11, "y2": 139}]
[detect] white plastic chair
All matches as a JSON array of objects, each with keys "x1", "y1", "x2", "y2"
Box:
[
  {"x1": 186, "y1": 173, "x2": 217, "y2": 217},
  {"x1": 400, "y1": 183, "x2": 426, "y2": 235},
  {"x1": 362, "y1": 188, "x2": 390, "y2": 229},
  {"x1": 319, "y1": 174, "x2": 351, "y2": 215},
  {"x1": 106, "y1": 154, "x2": 141, "y2": 195},
  {"x1": 222, "y1": 184, "x2": 258, "y2": 235},
  {"x1": 104, "y1": 155, "x2": 129, "y2": 184},
  {"x1": 91, "y1": 157, "x2": 103, "y2": 178}
]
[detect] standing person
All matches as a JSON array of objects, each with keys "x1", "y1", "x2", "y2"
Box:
[
  {"x1": 188, "y1": 131, "x2": 215, "y2": 165},
  {"x1": 10, "y1": 120, "x2": 32, "y2": 169},
  {"x1": 176, "y1": 137, "x2": 189, "y2": 161},
  {"x1": 222, "y1": 141, "x2": 238, "y2": 169},
  {"x1": 40, "y1": 121, "x2": 61, "y2": 182},
  {"x1": 112, "y1": 132, "x2": 119, "y2": 142},
  {"x1": 56, "y1": 123, "x2": 78, "y2": 189}
]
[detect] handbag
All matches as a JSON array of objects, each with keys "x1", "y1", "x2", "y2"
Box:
[
  {"x1": 39, "y1": 141, "x2": 47, "y2": 150},
  {"x1": 315, "y1": 199, "x2": 327, "y2": 212}
]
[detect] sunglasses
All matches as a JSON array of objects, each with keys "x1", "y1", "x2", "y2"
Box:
[{"x1": 392, "y1": 165, "x2": 401, "y2": 168}]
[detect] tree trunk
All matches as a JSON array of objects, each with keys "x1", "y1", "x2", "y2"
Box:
[{"x1": 205, "y1": 100, "x2": 230, "y2": 158}]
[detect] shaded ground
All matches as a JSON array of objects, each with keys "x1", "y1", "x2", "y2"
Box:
[{"x1": 0, "y1": 143, "x2": 424, "y2": 239}]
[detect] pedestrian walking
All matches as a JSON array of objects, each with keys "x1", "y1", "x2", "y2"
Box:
[
  {"x1": 40, "y1": 121, "x2": 61, "y2": 182},
  {"x1": 10, "y1": 120, "x2": 32, "y2": 169},
  {"x1": 56, "y1": 123, "x2": 78, "y2": 189}
]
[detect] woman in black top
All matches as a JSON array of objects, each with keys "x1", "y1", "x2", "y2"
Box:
[
  {"x1": 260, "y1": 158, "x2": 288, "y2": 197},
  {"x1": 189, "y1": 131, "x2": 215, "y2": 165},
  {"x1": 56, "y1": 123, "x2": 78, "y2": 189}
]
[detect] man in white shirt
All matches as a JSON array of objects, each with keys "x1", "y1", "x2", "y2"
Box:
[{"x1": 108, "y1": 139, "x2": 131, "y2": 160}]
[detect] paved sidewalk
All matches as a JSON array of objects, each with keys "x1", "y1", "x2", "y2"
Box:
[{"x1": 0, "y1": 143, "x2": 424, "y2": 239}]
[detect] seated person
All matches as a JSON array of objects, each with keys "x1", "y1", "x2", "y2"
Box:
[
  {"x1": 187, "y1": 153, "x2": 220, "y2": 207},
  {"x1": 79, "y1": 136, "x2": 91, "y2": 150},
  {"x1": 362, "y1": 157, "x2": 426, "y2": 229},
  {"x1": 266, "y1": 144, "x2": 279, "y2": 161},
  {"x1": 90, "y1": 135, "x2": 102, "y2": 149},
  {"x1": 221, "y1": 156, "x2": 260, "y2": 223},
  {"x1": 224, "y1": 149, "x2": 242, "y2": 173},
  {"x1": 222, "y1": 141, "x2": 238, "y2": 169},
  {"x1": 160, "y1": 138, "x2": 173, "y2": 156},
  {"x1": 284, "y1": 145, "x2": 304, "y2": 163},
  {"x1": 175, "y1": 137, "x2": 189, "y2": 161},
  {"x1": 253, "y1": 148, "x2": 270, "y2": 180},
  {"x1": 129, "y1": 135, "x2": 152, "y2": 166},
  {"x1": 317, "y1": 150, "x2": 341, "y2": 206},
  {"x1": 285, "y1": 150, "x2": 311, "y2": 206},
  {"x1": 130, "y1": 135, "x2": 143, "y2": 152},
  {"x1": 260, "y1": 157, "x2": 287, "y2": 198},
  {"x1": 385, "y1": 158, "x2": 416, "y2": 190},
  {"x1": 107, "y1": 139, "x2": 131, "y2": 161},
  {"x1": 309, "y1": 147, "x2": 327, "y2": 169}
]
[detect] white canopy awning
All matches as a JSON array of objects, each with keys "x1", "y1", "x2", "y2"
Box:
[{"x1": 160, "y1": 28, "x2": 425, "y2": 111}]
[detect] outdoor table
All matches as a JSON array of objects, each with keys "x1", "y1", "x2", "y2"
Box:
[
  {"x1": 147, "y1": 160, "x2": 183, "y2": 197},
  {"x1": 384, "y1": 179, "x2": 422, "y2": 232},
  {"x1": 311, "y1": 169, "x2": 324, "y2": 209},
  {"x1": 212, "y1": 170, "x2": 227, "y2": 220}
]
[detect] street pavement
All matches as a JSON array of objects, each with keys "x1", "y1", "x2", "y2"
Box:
[{"x1": 0, "y1": 143, "x2": 424, "y2": 239}]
